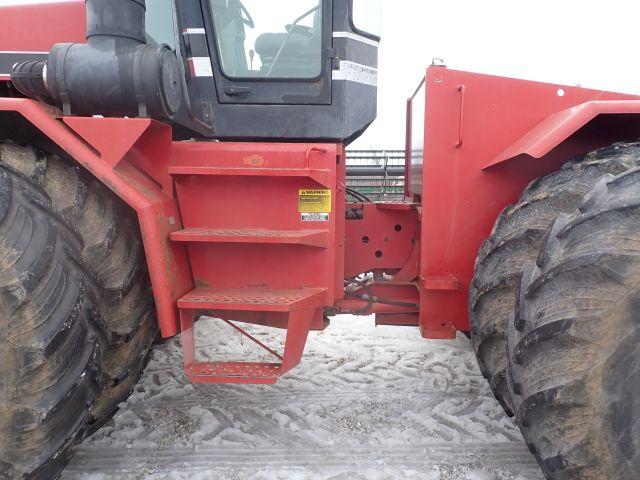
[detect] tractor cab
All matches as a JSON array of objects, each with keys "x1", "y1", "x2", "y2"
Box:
[{"x1": 147, "y1": 0, "x2": 381, "y2": 143}]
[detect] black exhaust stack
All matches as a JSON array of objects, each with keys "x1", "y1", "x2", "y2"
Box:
[{"x1": 11, "y1": 0, "x2": 182, "y2": 119}]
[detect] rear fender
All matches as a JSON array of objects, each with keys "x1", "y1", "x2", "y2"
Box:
[
  {"x1": 410, "y1": 67, "x2": 640, "y2": 339},
  {"x1": 485, "y1": 101, "x2": 640, "y2": 170},
  {"x1": 0, "y1": 98, "x2": 192, "y2": 338}
]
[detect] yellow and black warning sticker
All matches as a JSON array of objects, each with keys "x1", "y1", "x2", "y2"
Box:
[{"x1": 298, "y1": 189, "x2": 332, "y2": 213}]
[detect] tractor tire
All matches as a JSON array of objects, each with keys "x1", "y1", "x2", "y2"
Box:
[
  {"x1": 0, "y1": 163, "x2": 105, "y2": 479},
  {"x1": 507, "y1": 167, "x2": 640, "y2": 479},
  {"x1": 0, "y1": 143, "x2": 157, "y2": 477},
  {"x1": 469, "y1": 142, "x2": 640, "y2": 416}
]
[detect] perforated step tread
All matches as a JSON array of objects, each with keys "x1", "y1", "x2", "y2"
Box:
[
  {"x1": 170, "y1": 228, "x2": 329, "y2": 248},
  {"x1": 186, "y1": 362, "x2": 282, "y2": 384},
  {"x1": 178, "y1": 287, "x2": 327, "y2": 312}
]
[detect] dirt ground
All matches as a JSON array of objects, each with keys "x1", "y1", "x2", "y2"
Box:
[{"x1": 62, "y1": 315, "x2": 543, "y2": 480}]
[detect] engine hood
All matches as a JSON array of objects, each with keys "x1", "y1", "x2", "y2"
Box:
[{"x1": 0, "y1": 1, "x2": 86, "y2": 81}]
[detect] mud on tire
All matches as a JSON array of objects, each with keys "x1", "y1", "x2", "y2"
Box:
[
  {"x1": 507, "y1": 167, "x2": 640, "y2": 479},
  {"x1": 0, "y1": 163, "x2": 105, "y2": 479},
  {"x1": 469, "y1": 142, "x2": 640, "y2": 416},
  {"x1": 0, "y1": 143, "x2": 157, "y2": 478}
]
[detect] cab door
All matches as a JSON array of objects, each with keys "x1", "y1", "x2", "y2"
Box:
[{"x1": 201, "y1": 0, "x2": 332, "y2": 105}]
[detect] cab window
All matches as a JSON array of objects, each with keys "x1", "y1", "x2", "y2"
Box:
[
  {"x1": 146, "y1": 0, "x2": 177, "y2": 49},
  {"x1": 209, "y1": 0, "x2": 323, "y2": 79},
  {"x1": 351, "y1": 0, "x2": 382, "y2": 39}
]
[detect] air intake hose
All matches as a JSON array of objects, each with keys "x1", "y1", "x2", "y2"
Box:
[{"x1": 11, "y1": 0, "x2": 182, "y2": 119}]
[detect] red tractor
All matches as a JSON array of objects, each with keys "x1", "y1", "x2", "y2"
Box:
[{"x1": 1, "y1": 1, "x2": 639, "y2": 479}]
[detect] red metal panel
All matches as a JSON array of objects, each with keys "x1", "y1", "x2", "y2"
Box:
[
  {"x1": 0, "y1": 1, "x2": 85, "y2": 49},
  {"x1": 376, "y1": 313, "x2": 419, "y2": 327},
  {"x1": 486, "y1": 100, "x2": 640, "y2": 168},
  {"x1": 170, "y1": 141, "x2": 342, "y2": 382},
  {"x1": 0, "y1": 1, "x2": 85, "y2": 81},
  {"x1": 0, "y1": 99, "x2": 192, "y2": 338},
  {"x1": 344, "y1": 203, "x2": 419, "y2": 278},
  {"x1": 171, "y1": 142, "x2": 343, "y2": 304},
  {"x1": 412, "y1": 67, "x2": 640, "y2": 338},
  {"x1": 65, "y1": 117, "x2": 176, "y2": 196},
  {"x1": 65, "y1": 117, "x2": 153, "y2": 167},
  {"x1": 335, "y1": 146, "x2": 347, "y2": 305}
]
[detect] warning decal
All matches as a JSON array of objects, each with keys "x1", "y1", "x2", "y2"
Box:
[{"x1": 298, "y1": 189, "x2": 332, "y2": 213}]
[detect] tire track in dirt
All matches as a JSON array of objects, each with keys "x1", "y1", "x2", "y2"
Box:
[
  {"x1": 65, "y1": 444, "x2": 542, "y2": 476},
  {"x1": 131, "y1": 387, "x2": 486, "y2": 409},
  {"x1": 63, "y1": 316, "x2": 540, "y2": 479}
]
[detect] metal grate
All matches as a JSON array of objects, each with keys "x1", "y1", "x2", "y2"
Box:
[
  {"x1": 187, "y1": 362, "x2": 282, "y2": 378},
  {"x1": 185, "y1": 292, "x2": 309, "y2": 306},
  {"x1": 346, "y1": 150, "x2": 406, "y2": 202},
  {"x1": 179, "y1": 287, "x2": 326, "y2": 311}
]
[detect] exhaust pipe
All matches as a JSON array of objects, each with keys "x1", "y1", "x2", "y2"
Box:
[{"x1": 11, "y1": 0, "x2": 182, "y2": 119}]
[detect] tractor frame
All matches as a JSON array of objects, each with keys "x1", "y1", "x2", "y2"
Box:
[
  {"x1": 3, "y1": 0, "x2": 640, "y2": 384},
  {"x1": 3, "y1": 66, "x2": 640, "y2": 383}
]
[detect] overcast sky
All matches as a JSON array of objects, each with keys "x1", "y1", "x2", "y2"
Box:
[
  {"x1": 3, "y1": 0, "x2": 640, "y2": 149},
  {"x1": 354, "y1": 0, "x2": 640, "y2": 149}
]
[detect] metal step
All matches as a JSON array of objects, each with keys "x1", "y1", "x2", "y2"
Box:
[
  {"x1": 178, "y1": 287, "x2": 327, "y2": 312},
  {"x1": 168, "y1": 144, "x2": 339, "y2": 385},
  {"x1": 179, "y1": 288, "x2": 324, "y2": 384},
  {"x1": 169, "y1": 165, "x2": 331, "y2": 187},
  {"x1": 170, "y1": 228, "x2": 329, "y2": 248},
  {"x1": 185, "y1": 361, "x2": 282, "y2": 384}
]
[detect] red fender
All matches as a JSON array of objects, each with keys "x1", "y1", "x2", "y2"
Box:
[
  {"x1": 408, "y1": 67, "x2": 640, "y2": 338},
  {"x1": 0, "y1": 98, "x2": 192, "y2": 337},
  {"x1": 486, "y1": 100, "x2": 640, "y2": 169}
]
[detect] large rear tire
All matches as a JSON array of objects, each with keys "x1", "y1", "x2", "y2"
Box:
[
  {"x1": 0, "y1": 143, "x2": 157, "y2": 478},
  {"x1": 0, "y1": 164, "x2": 105, "y2": 479},
  {"x1": 469, "y1": 143, "x2": 640, "y2": 415},
  {"x1": 507, "y1": 168, "x2": 640, "y2": 479},
  {"x1": 0, "y1": 143, "x2": 158, "y2": 427}
]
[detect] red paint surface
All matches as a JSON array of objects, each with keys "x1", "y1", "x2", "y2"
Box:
[
  {"x1": 4, "y1": 66, "x2": 640, "y2": 380},
  {"x1": 0, "y1": 100, "x2": 192, "y2": 337},
  {"x1": 0, "y1": 1, "x2": 85, "y2": 53},
  {"x1": 170, "y1": 142, "x2": 343, "y2": 382},
  {"x1": 344, "y1": 203, "x2": 419, "y2": 278},
  {"x1": 408, "y1": 67, "x2": 640, "y2": 338}
]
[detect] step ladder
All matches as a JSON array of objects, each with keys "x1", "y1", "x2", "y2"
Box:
[
  {"x1": 178, "y1": 287, "x2": 326, "y2": 384},
  {"x1": 169, "y1": 143, "x2": 344, "y2": 384}
]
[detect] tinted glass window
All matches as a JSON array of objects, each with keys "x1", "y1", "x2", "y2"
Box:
[
  {"x1": 210, "y1": 0, "x2": 323, "y2": 79},
  {"x1": 352, "y1": 0, "x2": 382, "y2": 38},
  {"x1": 146, "y1": 0, "x2": 177, "y2": 49}
]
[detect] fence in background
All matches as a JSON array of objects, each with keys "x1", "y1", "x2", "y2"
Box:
[{"x1": 346, "y1": 150, "x2": 405, "y2": 201}]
